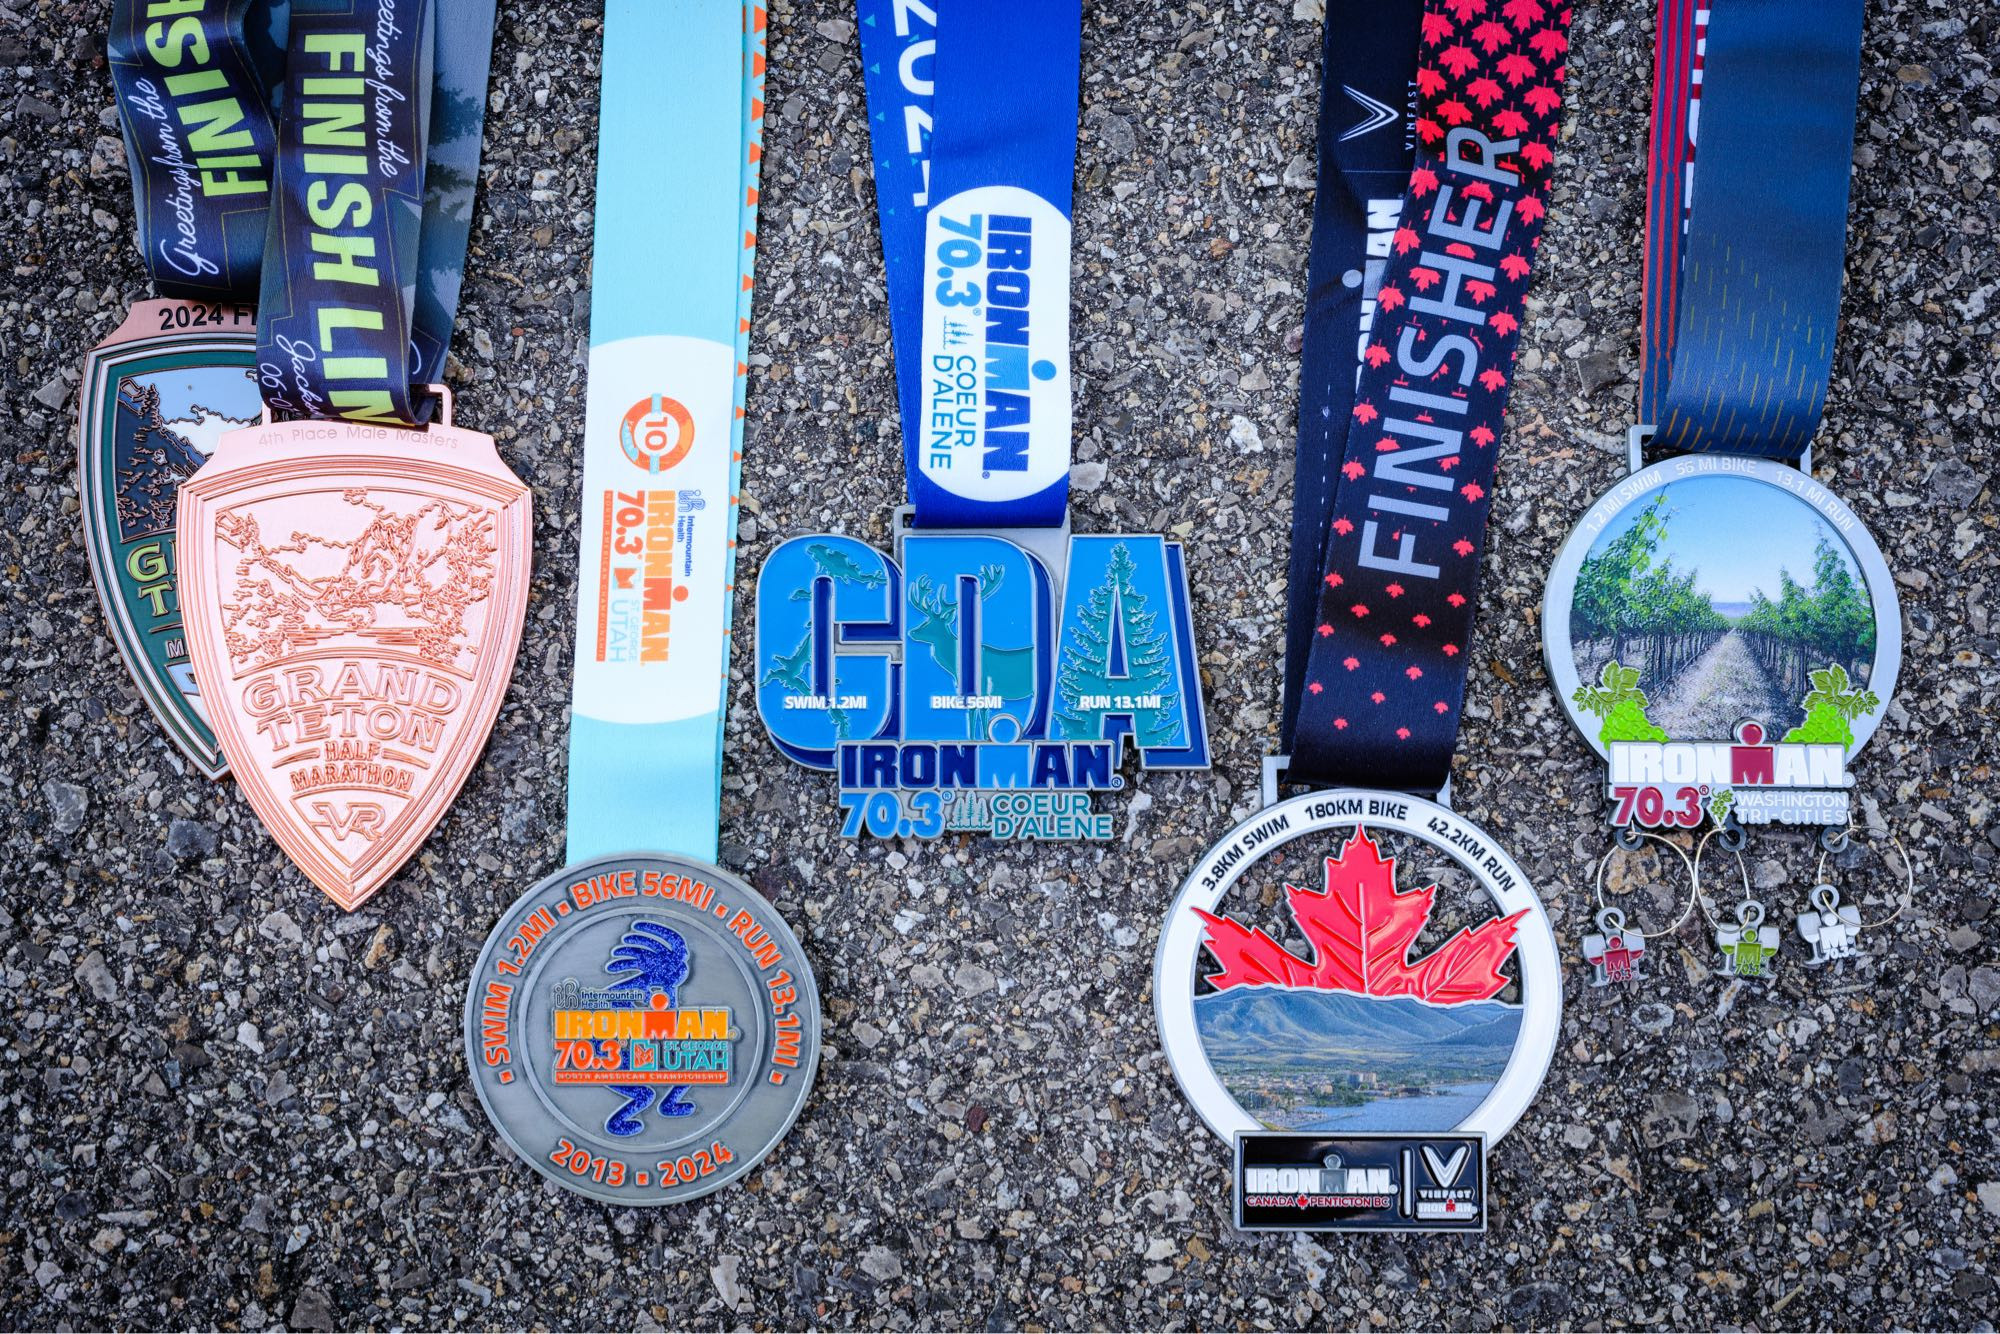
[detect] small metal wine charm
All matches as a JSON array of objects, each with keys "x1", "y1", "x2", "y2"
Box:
[
  {"x1": 1581, "y1": 907, "x2": 1647, "y2": 988},
  {"x1": 1715, "y1": 899, "x2": 1781, "y2": 977},
  {"x1": 1796, "y1": 884, "x2": 1863, "y2": 965}
]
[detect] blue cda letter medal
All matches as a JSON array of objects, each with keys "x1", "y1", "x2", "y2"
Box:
[
  {"x1": 753, "y1": 527, "x2": 1209, "y2": 841},
  {"x1": 752, "y1": 0, "x2": 1209, "y2": 842}
]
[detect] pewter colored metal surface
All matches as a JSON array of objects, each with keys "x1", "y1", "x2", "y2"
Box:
[{"x1": 463, "y1": 852, "x2": 820, "y2": 1206}]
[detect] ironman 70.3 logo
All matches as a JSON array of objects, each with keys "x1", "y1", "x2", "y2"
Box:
[{"x1": 464, "y1": 853, "x2": 820, "y2": 1206}]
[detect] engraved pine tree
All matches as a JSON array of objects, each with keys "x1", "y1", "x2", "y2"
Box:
[
  {"x1": 218, "y1": 490, "x2": 499, "y2": 669},
  {"x1": 1050, "y1": 543, "x2": 1184, "y2": 746},
  {"x1": 1195, "y1": 828, "x2": 1525, "y2": 1004}
]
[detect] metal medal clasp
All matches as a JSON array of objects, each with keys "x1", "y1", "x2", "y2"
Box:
[{"x1": 176, "y1": 386, "x2": 533, "y2": 910}]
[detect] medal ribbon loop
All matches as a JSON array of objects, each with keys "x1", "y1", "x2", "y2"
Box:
[
  {"x1": 858, "y1": 0, "x2": 1082, "y2": 530},
  {"x1": 1286, "y1": 0, "x2": 1574, "y2": 796},
  {"x1": 1641, "y1": 0, "x2": 1867, "y2": 462},
  {"x1": 107, "y1": 0, "x2": 288, "y2": 301},
  {"x1": 254, "y1": 0, "x2": 497, "y2": 426}
]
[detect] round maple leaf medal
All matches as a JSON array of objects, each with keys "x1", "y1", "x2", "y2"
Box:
[{"x1": 1155, "y1": 791, "x2": 1560, "y2": 1146}]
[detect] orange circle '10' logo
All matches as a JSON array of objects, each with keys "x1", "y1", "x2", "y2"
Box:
[{"x1": 619, "y1": 395, "x2": 695, "y2": 473}]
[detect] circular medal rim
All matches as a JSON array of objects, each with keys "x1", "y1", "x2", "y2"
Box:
[
  {"x1": 462, "y1": 850, "x2": 821, "y2": 1208},
  {"x1": 1539, "y1": 455, "x2": 1903, "y2": 761},
  {"x1": 1153, "y1": 789, "x2": 1562, "y2": 1148}
]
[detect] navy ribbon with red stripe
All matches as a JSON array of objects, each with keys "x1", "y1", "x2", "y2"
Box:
[
  {"x1": 1286, "y1": 0, "x2": 1573, "y2": 797},
  {"x1": 1640, "y1": 0, "x2": 1866, "y2": 462}
]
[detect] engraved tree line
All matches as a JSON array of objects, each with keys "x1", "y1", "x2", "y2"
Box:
[{"x1": 218, "y1": 490, "x2": 499, "y2": 669}]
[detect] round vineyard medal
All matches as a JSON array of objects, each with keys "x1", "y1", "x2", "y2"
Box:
[
  {"x1": 1542, "y1": 456, "x2": 1901, "y2": 831},
  {"x1": 464, "y1": 853, "x2": 820, "y2": 1206},
  {"x1": 1155, "y1": 791, "x2": 1561, "y2": 1146}
]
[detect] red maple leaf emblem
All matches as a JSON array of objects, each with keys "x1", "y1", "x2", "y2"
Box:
[
  {"x1": 1325, "y1": 572, "x2": 1344, "y2": 588},
  {"x1": 1443, "y1": 0, "x2": 1486, "y2": 20},
  {"x1": 1434, "y1": 700, "x2": 1451, "y2": 713},
  {"x1": 1453, "y1": 538, "x2": 1475, "y2": 557},
  {"x1": 1493, "y1": 107, "x2": 1531, "y2": 139},
  {"x1": 1524, "y1": 83, "x2": 1564, "y2": 116},
  {"x1": 1503, "y1": 0, "x2": 1547, "y2": 30},
  {"x1": 1496, "y1": 51, "x2": 1538, "y2": 86},
  {"x1": 1353, "y1": 401, "x2": 1379, "y2": 424},
  {"x1": 1471, "y1": 21, "x2": 1512, "y2": 54},
  {"x1": 1342, "y1": 460, "x2": 1367, "y2": 481},
  {"x1": 1405, "y1": 665, "x2": 1424, "y2": 680},
  {"x1": 1195, "y1": 830, "x2": 1526, "y2": 1003},
  {"x1": 1379, "y1": 632, "x2": 1397, "y2": 646},
  {"x1": 1413, "y1": 613, "x2": 1433, "y2": 627},
  {"x1": 1408, "y1": 169, "x2": 1439, "y2": 198},
  {"x1": 1350, "y1": 602, "x2": 1370, "y2": 618},
  {"x1": 1333, "y1": 517, "x2": 1355, "y2": 536},
  {"x1": 1461, "y1": 481, "x2": 1487, "y2": 502},
  {"x1": 1385, "y1": 583, "x2": 1406, "y2": 598},
  {"x1": 1420, "y1": 12, "x2": 1455, "y2": 44},
  {"x1": 1499, "y1": 253, "x2": 1532, "y2": 280},
  {"x1": 1529, "y1": 26, "x2": 1568, "y2": 60},
  {"x1": 1466, "y1": 279, "x2": 1499, "y2": 305},
  {"x1": 1377, "y1": 284, "x2": 1406, "y2": 313},
  {"x1": 1410, "y1": 266, "x2": 1442, "y2": 292},
  {"x1": 1520, "y1": 140, "x2": 1556, "y2": 170},
  {"x1": 1467, "y1": 75, "x2": 1504, "y2": 106},
  {"x1": 1439, "y1": 43, "x2": 1480, "y2": 77},
  {"x1": 1342, "y1": 656, "x2": 1360, "y2": 670},
  {"x1": 1438, "y1": 98, "x2": 1474, "y2": 127},
  {"x1": 1517, "y1": 195, "x2": 1546, "y2": 224},
  {"x1": 1316, "y1": 622, "x2": 1334, "y2": 638},
  {"x1": 1478, "y1": 367, "x2": 1508, "y2": 392},
  {"x1": 1469, "y1": 423, "x2": 1497, "y2": 446},
  {"x1": 1365, "y1": 342, "x2": 1393, "y2": 367}
]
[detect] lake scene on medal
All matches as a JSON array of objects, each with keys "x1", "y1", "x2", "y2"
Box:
[
  {"x1": 1565, "y1": 475, "x2": 1885, "y2": 747},
  {"x1": 1191, "y1": 826, "x2": 1526, "y2": 1135}
]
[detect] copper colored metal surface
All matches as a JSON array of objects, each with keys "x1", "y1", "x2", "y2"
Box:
[{"x1": 176, "y1": 388, "x2": 532, "y2": 910}]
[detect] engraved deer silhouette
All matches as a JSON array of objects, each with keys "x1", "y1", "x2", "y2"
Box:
[{"x1": 907, "y1": 566, "x2": 1037, "y2": 740}]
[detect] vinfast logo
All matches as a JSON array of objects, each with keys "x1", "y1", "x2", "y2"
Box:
[{"x1": 919, "y1": 185, "x2": 1072, "y2": 504}]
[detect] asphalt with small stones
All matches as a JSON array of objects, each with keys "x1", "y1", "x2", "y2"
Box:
[{"x1": 3, "y1": 0, "x2": 1998, "y2": 1328}]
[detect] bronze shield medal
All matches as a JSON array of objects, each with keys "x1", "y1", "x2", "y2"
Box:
[
  {"x1": 176, "y1": 389, "x2": 531, "y2": 910},
  {"x1": 80, "y1": 299, "x2": 263, "y2": 779}
]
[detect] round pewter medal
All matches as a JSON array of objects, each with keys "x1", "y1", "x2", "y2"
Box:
[
  {"x1": 464, "y1": 854, "x2": 820, "y2": 1206},
  {"x1": 1155, "y1": 792, "x2": 1561, "y2": 1146},
  {"x1": 1542, "y1": 457, "x2": 1901, "y2": 835}
]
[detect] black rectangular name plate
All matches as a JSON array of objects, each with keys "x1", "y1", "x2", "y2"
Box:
[{"x1": 1233, "y1": 1132, "x2": 1487, "y2": 1233}]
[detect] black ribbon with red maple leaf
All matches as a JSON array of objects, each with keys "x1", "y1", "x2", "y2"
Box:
[{"x1": 1286, "y1": 0, "x2": 1573, "y2": 795}]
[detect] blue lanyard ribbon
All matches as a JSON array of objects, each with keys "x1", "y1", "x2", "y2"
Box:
[
  {"x1": 1643, "y1": 0, "x2": 1866, "y2": 462},
  {"x1": 857, "y1": 0, "x2": 1081, "y2": 530},
  {"x1": 255, "y1": 0, "x2": 495, "y2": 425},
  {"x1": 1287, "y1": 0, "x2": 1573, "y2": 795},
  {"x1": 107, "y1": 0, "x2": 289, "y2": 301}
]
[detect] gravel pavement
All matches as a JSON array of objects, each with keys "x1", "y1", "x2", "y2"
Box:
[{"x1": 3, "y1": 0, "x2": 1997, "y2": 1327}]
